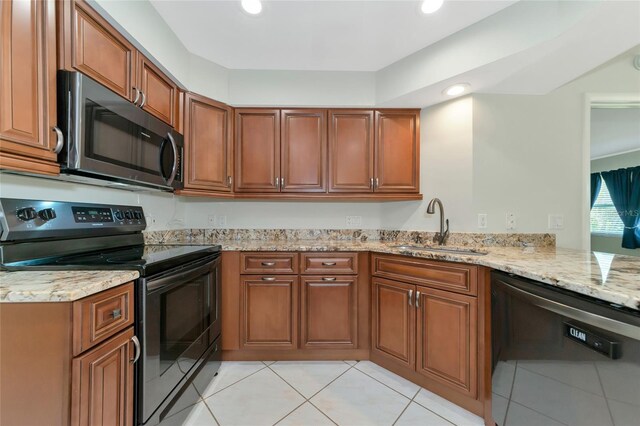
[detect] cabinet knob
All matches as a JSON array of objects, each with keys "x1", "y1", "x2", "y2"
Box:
[
  {"x1": 261, "y1": 261, "x2": 276, "y2": 266},
  {"x1": 322, "y1": 262, "x2": 336, "y2": 266},
  {"x1": 322, "y1": 277, "x2": 337, "y2": 281},
  {"x1": 261, "y1": 277, "x2": 276, "y2": 281},
  {"x1": 111, "y1": 308, "x2": 122, "y2": 319}
]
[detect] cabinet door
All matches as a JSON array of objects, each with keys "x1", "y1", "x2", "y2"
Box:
[
  {"x1": 371, "y1": 278, "x2": 415, "y2": 369},
  {"x1": 235, "y1": 109, "x2": 280, "y2": 192},
  {"x1": 281, "y1": 109, "x2": 326, "y2": 192},
  {"x1": 374, "y1": 110, "x2": 419, "y2": 193},
  {"x1": 328, "y1": 110, "x2": 374, "y2": 192},
  {"x1": 240, "y1": 275, "x2": 298, "y2": 349},
  {"x1": 72, "y1": 327, "x2": 134, "y2": 426},
  {"x1": 67, "y1": 0, "x2": 136, "y2": 101},
  {"x1": 416, "y1": 286, "x2": 477, "y2": 398},
  {"x1": 137, "y1": 53, "x2": 178, "y2": 126},
  {"x1": 183, "y1": 93, "x2": 233, "y2": 192},
  {"x1": 0, "y1": 0, "x2": 59, "y2": 175},
  {"x1": 301, "y1": 276, "x2": 357, "y2": 349}
]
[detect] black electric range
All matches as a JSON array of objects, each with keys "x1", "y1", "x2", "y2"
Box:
[{"x1": 0, "y1": 198, "x2": 222, "y2": 426}]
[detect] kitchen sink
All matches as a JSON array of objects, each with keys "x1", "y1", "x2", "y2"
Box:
[{"x1": 391, "y1": 244, "x2": 488, "y2": 256}]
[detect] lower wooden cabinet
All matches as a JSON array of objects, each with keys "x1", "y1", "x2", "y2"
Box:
[
  {"x1": 301, "y1": 276, "x2": 357, "y2": 349},
  {"x1": 72, "y1": 327, "x2": 135, "y2": 426},
  {"x1": 416, "y1": 287, "x2": 477, "y2": 398},
  {"x1": 240, "y1": 275, "x2": 299, "y2": 350},
  {"x1": 371, "y1": 277, "x2": 415, "y2": 369}
]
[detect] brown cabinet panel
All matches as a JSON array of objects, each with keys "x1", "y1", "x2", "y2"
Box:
[
  {"x1": 416, "y1": 286, "x2": 478, "y2": 398},
  {"x1": 240, "y1": 275, "x2": 299, "y2": 349},
  {"x1": 183, "y1": 92, "x2": 233, "y2": 192},
  {"x1": 371, "y1": 278, "x2": 415, "y2": 369},
  {"x1": 137, "y1": 54, "x2": 177, "y2": 126},
  {"x1": 328, "y1": 110, "x2": 374, "y2": 192},
  {"x1": 73, "y1": 282, "x2": 134, "y2": 356},
  {"x1": 70, "y1": 1, "x2": 135, "y2": 101},
  {"x1": 281, "y1": 109, "x2": 327, "y2": 192},
  {"x1": 372, "y1": 254, "x2": 477, "y2": 296},
  {"x1": 300, "y1": 252, "x2": 358, "y2": 275},
  {"x1": 374, "y1": 110, "x2": 419, "y2": 193},
  {"x1": 240, "y1": 252, "x2": 299, "y2": 274},
  {"x1": 301, "y1": 276, "x2": 357, "y2": 349},
  {"x1": 235, "y1": 109, "x2": 280, "y2": 192},
  {"x1": 72, "y1": 327, "x2": 134, "y2": 426},
  {"x1": 0, "y1": 0, "x2": 58, "y2": 174}
]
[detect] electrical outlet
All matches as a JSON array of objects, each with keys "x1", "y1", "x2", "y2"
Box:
[
  {"x1": 208, "y1": 215, "x2": 216, "y2": 226},
  {"x1": 477, "y1": 213, "x2": 487, "y2": 229},
  {"x1": 506, "y1": 212, "x2": 516, "y2": 230},
  {"x1": 346, "y1": 216, "x2": 362, "y2": 227},
  {"x1": 548, "y1": 214, "x2": 564, "y2": 230},
  {"x1": 217, "y1": 215, "x2": 227, "y2": 227},
  {"x1": 145, "y1": 214, "x2": 156, "y2": 226}
]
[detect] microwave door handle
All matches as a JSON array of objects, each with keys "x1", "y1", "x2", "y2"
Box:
[
  {"x1": 166, "y1": 133, "x2": 178, "y2": 186},
  {"x1": 158, "y1": 137, "x2": 169, "y2": 183}
]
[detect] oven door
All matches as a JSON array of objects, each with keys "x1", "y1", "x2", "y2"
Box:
[{"x1": 139, "y1": 255, "x2": 220, "y2": 424}]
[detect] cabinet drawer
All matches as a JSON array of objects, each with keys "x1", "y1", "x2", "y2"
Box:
[
  {"x1": 301, "y1": 252, "x2": 358, "y2": 274},
  {"x1": 73, "y1": 282, "x2": 134, "y2": 356},
  {"x1": 372, "y1": 254, "x2": 477, "y2": 296},
  {"x1": 241, "y1": 252, "x2": 299, "y2": 274}
]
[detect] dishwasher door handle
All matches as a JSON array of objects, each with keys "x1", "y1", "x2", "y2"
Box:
[{"x1": 496, "y1": 279, "x2": 640, "y2": 340}]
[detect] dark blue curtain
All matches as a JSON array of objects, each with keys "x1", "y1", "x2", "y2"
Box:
[
  {"x1": 590, "y1": 173, "x2": 602, "y2": 209},
  {"x1": 601, "y1": 166, "x2": 640, "y2": 249}
]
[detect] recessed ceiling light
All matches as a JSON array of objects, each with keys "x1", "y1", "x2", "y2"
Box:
[
  {"x1": 241, "y1": 0, "x2": 262, "y2": 15},
  {"x1": 421, "y1": 0, "x2": 444, "y2": 14},
  {"x1": 444, "y1": 83, "x2": 470, "y2": 96}
]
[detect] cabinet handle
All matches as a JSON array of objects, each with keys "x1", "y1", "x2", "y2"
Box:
[
  {"x1": 370, "y1": 177, "x2": 374, "y2": 188},
  {"x1": 261, "y1": 261, "x2": 276, "y2": 266},
  {"x1": 375, "y1": 177, "x2": 379, "y2": 188},
  {"x1": 131, "y1": 336, "x2": 141, "y2": 364},
  {"x1": 281, "y1": 177, "x2": 285, "y2": 188},
  {"x1": 52, "y1": 126, "x2": 64, "y2": 154},
  {"x1": 322, "y1": 277, "x2": 337, "y2": 281},
  {"x1": 132, "y1": 87, "x2": 140, "y2": 105},
  {"x1": 322, "y1": 262, "x2": 337, "y2": 266},
  {"x1": 408, "y1": 289, "x2": 413, "y2": 306},
  {"x1": 140, "y1": 91, "x2": 146, "y2": 108},
  {"x1": 261, "y1": 277, "x2": 276, "y2": 281},
  {"x1": 275, "y1": 177, "x2": 280, "y2": 188},
  {"x1": 111, "y1": 308, "x2": 122, "y2": 319},
  {"x1": 416, "y1": 291, "x2": 421, "y2": 308},
  {"x1": 227, "y1": 175, "x2": 232, "y2": 187}
]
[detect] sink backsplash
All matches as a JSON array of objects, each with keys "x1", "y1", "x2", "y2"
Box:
[{"x1": 144, "y1": 229, "x2": 556, "y2": 248}]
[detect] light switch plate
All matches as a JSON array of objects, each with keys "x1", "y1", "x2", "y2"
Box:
[
  {"x1": 506, "y1": 212, "x2": 516, "y2": 230},
  {"x1": 548, "y1": 214, "x2": 564, "y2": 230},
  {"x1": 477, "y1": 214, "x2": 487, "y2": 229},
  {"x1": 346, "y1": 216, "x2": 362, "y2": 227}
]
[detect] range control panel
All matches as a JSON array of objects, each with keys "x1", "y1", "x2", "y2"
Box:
[{"x1": 0, "y1": 198, "x2": 146, "y2": 242}]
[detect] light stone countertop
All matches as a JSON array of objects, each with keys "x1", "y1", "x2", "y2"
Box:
[
  {"x1": 215, "y1": 240, "x2": 640, "y2": 311},
  {"x1": 0, "y1": 270, "x2": 139, "y2": 303}
]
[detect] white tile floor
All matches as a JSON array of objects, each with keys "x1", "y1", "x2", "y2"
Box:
[{"x1": 160, "y1": 360, "x2": 485, "y2": 426}]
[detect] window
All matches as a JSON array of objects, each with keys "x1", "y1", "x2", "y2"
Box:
[{"x1": 590, "y1": 181, "x2": 624, "y2": 235}]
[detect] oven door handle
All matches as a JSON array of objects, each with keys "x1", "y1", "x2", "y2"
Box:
[
  {"x1": 146, "y1": 259, "x2": 218, "y2": 292},
  {"x1": 496, "y1": 278, "x2": 640, "y2": 340}
]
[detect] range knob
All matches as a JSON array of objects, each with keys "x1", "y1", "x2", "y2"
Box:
[
  {"x1": 124, "y1": 210, "x2": 133, "y2": 219},
  {"x1": 114, "y1": 210, "x2": 124, "y2": 221},
  {"x1": 134, "y1": 211, "x2": 143, "y2": 220},
  {"x1": 38, "y1": 208, "x2": 57, "y2": 221},
  {"x1": 16, "y1": 207, "x2": 37, "y2": 221}
]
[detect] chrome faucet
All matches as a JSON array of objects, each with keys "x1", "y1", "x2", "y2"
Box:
[{"x1": 426, "y1": 198, "x2": 449, "y2": 245}]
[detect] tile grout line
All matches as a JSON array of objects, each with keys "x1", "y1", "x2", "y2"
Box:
[
  {"x1": 405, "y1": 387, "x2": 456, "y2": 426},
  {"x1": 353, "y1": 362, "x2": 420, "y2": 401},
  {"x1": 517, "y1": 362, "x2": 611, "y2": 399},
  {"x1": 198, "y1": 363, "x2": 269, "y2": 400},
  {"x1": 593, "y1": 363, "x2": 616, "y2": 426}
]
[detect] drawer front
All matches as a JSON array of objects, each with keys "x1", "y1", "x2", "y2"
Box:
[
  {"x1": 241, "y1": 252, "x2": 299, "y2": 274},
  {"x1": 73, "y1": 282, "x2": 134, "y2": 356},
  {"x1": 372, "y1": 254, "x2": 477, "y2": 296},
  {"x1": 301, "y1": 252, "x2": 358, "y2": 275}
]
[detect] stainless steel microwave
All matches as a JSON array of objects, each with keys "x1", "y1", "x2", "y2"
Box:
[{"x1": 57, "y1": 71, "x2": 183, "y2": 191}]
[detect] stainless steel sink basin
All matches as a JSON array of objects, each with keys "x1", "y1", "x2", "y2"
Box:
[{"x1": 391, "y1": 245, "x2": 488, "y2": 256}]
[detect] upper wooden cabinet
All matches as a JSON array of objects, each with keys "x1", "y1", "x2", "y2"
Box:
[
  {"x1": 59, "y1": 0, "x2": 180, "y2": 127},
  {"x1": 235, "y1": 109, "x2": 281, "y2": 193},
  {"x1": 181, "y1": 92, "x2": 233, "y2": 193},
  {"x1": 281, "y1": 109, "x2": 327, "y2": 192},
  {"x1": 0, "y1": 0, "x2": 59, "y2": 175},
  {"x1": 328, "y1": 110, "x2": 374, "y2": 192},
  {"x1": 375, "y1": 110, "x2": 420, "y2": 193}
]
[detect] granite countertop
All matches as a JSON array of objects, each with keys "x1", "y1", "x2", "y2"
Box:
[
  {"x1": 0, "y1": 270, "x2": 139, "y2": 303},
  {"x1": 215, "y1": 240, "x2": 640, "y2": 311}
]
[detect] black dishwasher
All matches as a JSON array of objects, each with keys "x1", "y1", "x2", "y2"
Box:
[{"x1": 491, "y1": 271, "x2": 640, "y2": 426}]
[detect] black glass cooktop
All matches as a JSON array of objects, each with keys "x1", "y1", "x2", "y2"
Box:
[{"x1": 1, "y1": 244, "x2": 221, "y2": 276}]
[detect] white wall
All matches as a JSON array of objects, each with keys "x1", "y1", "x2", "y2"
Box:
[{"x1": 0, "y1": 174, "x2": 185, "y2": 231}]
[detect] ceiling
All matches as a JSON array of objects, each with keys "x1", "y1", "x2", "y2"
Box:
[
  {"x1": 591, "y1": 107, "x2": 640, "y2": 159},
  {"x1": 150, "y1": 0, "x2": 516, "y2": 71}
]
